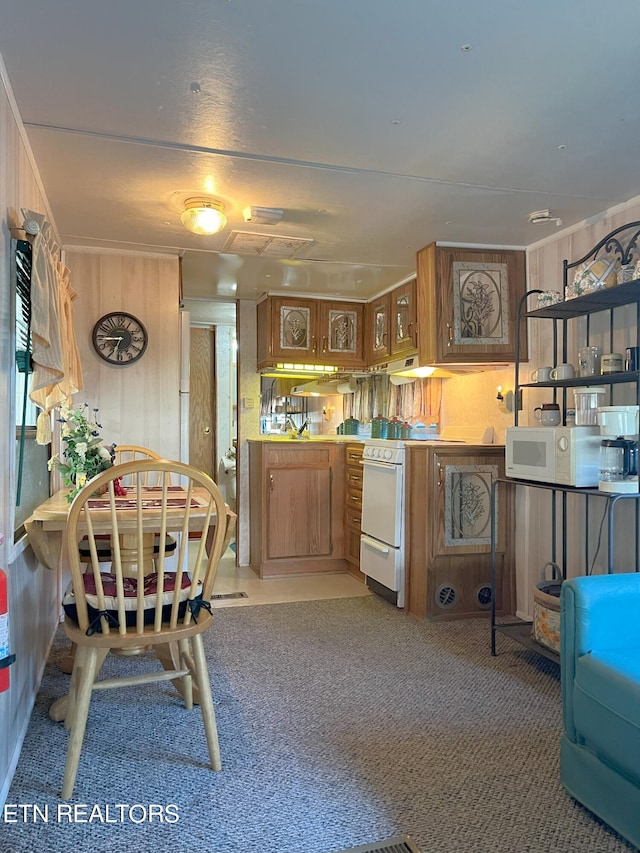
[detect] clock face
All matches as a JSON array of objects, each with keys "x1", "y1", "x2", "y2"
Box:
[{"x1": 92, "y1": 312, "x2": 148, "y2": 365}]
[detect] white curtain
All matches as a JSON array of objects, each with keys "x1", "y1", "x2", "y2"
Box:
[
  {"x1": 23, "y1": 209, "x2": 83, "y2": 443},
  {"x1": 343, "y1": 375, "x2": 442, "y2": 425}
]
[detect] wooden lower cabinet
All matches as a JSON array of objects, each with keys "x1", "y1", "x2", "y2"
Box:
[
  {"x1": 248, "y1": 440, "x2": 348, "y2": 577},
  {"x1": 343, "y1": 442, "x2": 364, "y2": 580},
  {"x1": 405, "y1": 444, "x2": 514, "y2": 621}
]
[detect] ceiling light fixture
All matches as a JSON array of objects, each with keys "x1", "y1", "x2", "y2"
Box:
[
  {"x1": 242, "y1": 206, "x2": 284, "y2": 225},
  {"x1": 528, "y1": 209, "x2": 563, "y2": 227},
  {"x1": 181, "y1": 197, "x2": 227, "y2": 235}
]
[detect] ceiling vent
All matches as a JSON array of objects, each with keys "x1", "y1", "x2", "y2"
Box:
[{"x1": 222, "y1": 231, "x2": 313, "y2": 258}]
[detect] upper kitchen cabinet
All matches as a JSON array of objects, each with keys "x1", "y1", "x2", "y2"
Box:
[
  {"x1": 390, "y1": 279, "x2": 418, "y2": 356},
  {"x1": 365, "y1": 293, "x2": 391, "y2": 364},
  {"x1": 257, "y1": 295, "x2": 365, "y2": 369},
  {"x1": 365, "y1": 280, "x2": 418, "y2": 366},
  {"x1": 416, "y1": 243, "x2": 527, "y2": 364}
]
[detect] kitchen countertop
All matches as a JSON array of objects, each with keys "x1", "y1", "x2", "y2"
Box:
[
  {"x1": 249, "y1": 435, "x2": 363, "y2": 442},
  {"x1": 249, "y1": 435, "x2": 503, "y2": 447}
]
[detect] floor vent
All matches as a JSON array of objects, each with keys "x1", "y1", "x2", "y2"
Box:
[
  {"x1": 333, "y1": 836, "x2": 421, "y2": 853},
  {"x1": 435, "y1": 583, "x2": 458, "y2": 609},
  {"x1": 212, "y1": 591, "x2": 248, "y2": 600}
]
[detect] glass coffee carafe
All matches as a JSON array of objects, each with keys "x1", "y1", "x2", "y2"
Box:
[
  {"x1": 599, "y1": 438, "x2": 639, "y2": 492},
  {"x1": 597, "y1": 405, "x2": 640, "y2": 493}
]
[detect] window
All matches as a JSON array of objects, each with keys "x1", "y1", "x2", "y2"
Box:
[{"x1": 13, "y1": 239, "x2": 50, "y2": 540}]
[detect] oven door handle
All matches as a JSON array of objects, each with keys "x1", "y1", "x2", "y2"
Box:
[
  {"x1": 361, "y1": 537, "x2": 390, "y2": 555},
  {"x1": 361, "y1": 459, "x2": 399, "y2": 470}
]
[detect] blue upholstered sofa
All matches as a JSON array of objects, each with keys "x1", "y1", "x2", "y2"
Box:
[{"x1": 561, "y1": 573, "x2": 640, "y2": 848}]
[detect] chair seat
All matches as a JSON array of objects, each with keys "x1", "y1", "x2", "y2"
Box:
[{"x1": 78, "y1": 532, "x2": 177, "y2": 561}]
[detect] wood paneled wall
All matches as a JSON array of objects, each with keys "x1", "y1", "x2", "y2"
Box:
[{"x1": 63, "y1": 250, "x2": 181, "y2": 461}]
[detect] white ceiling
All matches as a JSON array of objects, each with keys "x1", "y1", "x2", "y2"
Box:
[{"x1": 2, "y1": 0, "x2": 640, "y2": 305}]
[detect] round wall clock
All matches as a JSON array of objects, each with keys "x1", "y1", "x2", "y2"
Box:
[{"x1": 92, "y1": 312, "x2": 148, "y2": 365}]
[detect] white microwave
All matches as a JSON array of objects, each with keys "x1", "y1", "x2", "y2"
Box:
[{"x1": 505, "y1": 426, "x2": 602, "y2": 487}]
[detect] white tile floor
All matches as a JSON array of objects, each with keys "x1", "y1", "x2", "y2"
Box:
[{"x1": 210, "y1": 546, "x2": 371, "y2": 608}]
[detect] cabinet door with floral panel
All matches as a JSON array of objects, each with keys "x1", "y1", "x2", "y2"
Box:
[
  {"x1": 430, "y1": 450, "x2": 508, "y2": 558},
  {"x1": 317, "y1": 301, "x2": 365, "y2": 367},
  {"x1": 366, "y1": 294, "x2": 391, "y2": 364},
  {"x1": 268, "y1": 296, "x2": 318, "y2": 361},
  {"x1": 390, "y1": 280, "x2": 418, "y2": 356},
  {"x1": 432, "y1": 247, "x2": 526, "y2": 362}
]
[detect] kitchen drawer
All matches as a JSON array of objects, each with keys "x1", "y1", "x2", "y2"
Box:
[
  {"x1": 345, "y1": 506, "x2": 362, "y2": 530},
  {"x1": 345, "y1": 465, "x2": 363, "y2": 490},
  {"x1": 346, "y1": 485, "x2": 363, "y2": 511},
  {"x1": 345, "y1": 445, "x2": 364, "y2": 466}
]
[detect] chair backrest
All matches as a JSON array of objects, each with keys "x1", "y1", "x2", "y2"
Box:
[
  {"x1": 113, "y1": 445, "x2": 170, "y2": 486},
  {"x1": 65, "y1": 460, "x2": 230, "y2": 638}
]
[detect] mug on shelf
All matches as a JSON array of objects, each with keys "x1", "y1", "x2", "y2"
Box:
[
  {"x1": 530, "y1": 366, "x2": 553, "y2": 382},
  {"x1": 550, "y1": 364, "x2": 575, "y2": 380},
  {"x1": 601, "y1": 353, "x2": 624, "y2": 375},
  {"x1": 577, "y1": 345, "x2": 601, "y2": 377},
  {"x1": 534, "y1": 403, "x2": 561, "y2": 427},
  {"x1": 626, "y1": 346, "x2": 640, "y2": 372}
]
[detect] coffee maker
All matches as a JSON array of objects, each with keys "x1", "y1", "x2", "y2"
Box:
[{"x1": 597, "y1": 405, "x2": 640, "y2": 493}]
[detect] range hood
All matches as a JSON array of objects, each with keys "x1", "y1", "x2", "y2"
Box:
[
  {"x1": 290, "y1": 380, "x2": 342, "y2": 397},
  {"x1": 386, "y1": 355, "x2": 502, "y2": 379}
]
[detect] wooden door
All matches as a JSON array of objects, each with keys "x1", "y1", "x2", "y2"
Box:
[
  {"x1": 430, "y1": 245, "x2": 526, "y2": 363},
  {"x1": 430, "y1": 449, "x2": 507, "y2": 558},
  {"x1": 317, "y1": 301, "x2": 365, "y2": 366},
  {"x1": 189, "y1": 327, "x2": 216, "y2": 478},
  {"x1": 266, "y1": 467, "x2": 332, "y2": 558},
  {"x1": 366, "y1": 294, "x2": 391, "y2": 364},
  {"x1": 390, "y1": 280, "x2": 418, "y2": 355},
  {"x1": 268, "y1": 296, "x2": 318, "y2": 361}
]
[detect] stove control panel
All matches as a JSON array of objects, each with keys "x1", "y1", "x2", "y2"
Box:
[{"x1": 362, "y1": 440, "x2": 405, "y2": 464}]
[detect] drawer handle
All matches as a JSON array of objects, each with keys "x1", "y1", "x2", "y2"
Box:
[
  {"x1": 350, "y1": 495, "x2": 361, "y2": 503},
  {"x1": 363, "y1": 539, "x2": 390, "y2": 555}
]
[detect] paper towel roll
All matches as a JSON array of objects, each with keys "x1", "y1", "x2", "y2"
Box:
[{"x1": 337, "y1": 382, "x2": 354, "y2": 394}]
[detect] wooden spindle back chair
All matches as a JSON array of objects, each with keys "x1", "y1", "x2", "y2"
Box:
[
  {"x1": 60, "y1": 459, "x2": 233, "y2": 799},
  {"x1": 79, "y1": 446, "x2": 173, "y2": 564}
]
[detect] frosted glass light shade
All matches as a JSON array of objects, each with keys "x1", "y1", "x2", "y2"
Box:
[{"x1": 181, "y1": 198, "x2": 227, "y2": 235}]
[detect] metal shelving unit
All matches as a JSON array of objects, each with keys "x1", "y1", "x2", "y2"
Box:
[{"x1": 491, "y1": 221, "x2": 640, "y2": 661}]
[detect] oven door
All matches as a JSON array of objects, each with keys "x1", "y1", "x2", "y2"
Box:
[
  {"x1": 361, "y1": 459, "x2": 404, "y2": 547},
  {"x1": 360, "y1": 534, "x2": 404, "y2": 605}
]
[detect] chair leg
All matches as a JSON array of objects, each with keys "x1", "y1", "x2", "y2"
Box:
[
  {"x1": 191, "y1": 633, "x2": 221, "y2": 771},
  {"x1": 65, "y1": 647, "x2": 108, "y2": 730},
  {"x1": 61, "y1": 645, "x2": 100, "y2": 799},
  {"x1": 177, "y1": 638, "x2": 193, "y2": 710}
]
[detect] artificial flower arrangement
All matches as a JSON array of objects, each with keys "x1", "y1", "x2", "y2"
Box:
[{"x1": 48, "y1": 403, "x2": 116, "y2": 502}]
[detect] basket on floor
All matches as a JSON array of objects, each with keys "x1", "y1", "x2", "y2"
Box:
[{"x1": 532, "y1": 562, "x2": 562, "y2": 653}]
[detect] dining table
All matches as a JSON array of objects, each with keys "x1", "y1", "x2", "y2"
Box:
[{"x1": 25, "y1": 485, "x2": 237, "y2": 721}]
